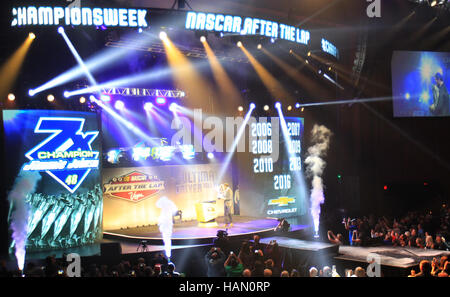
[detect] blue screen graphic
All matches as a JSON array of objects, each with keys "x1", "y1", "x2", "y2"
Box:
[
  {"x1": 392, "y1": 51, "x2": 450, "y2": 117},
  {"x1": 2, "y1": 110, "x2": 102, "y2": 252}
]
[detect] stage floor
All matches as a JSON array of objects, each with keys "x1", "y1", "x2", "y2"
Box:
[
  {"x1": 260, "y1": 236, "x2": 338, "y2": 252},
  {"x1": 104, "y1": 216, "x2": 287, "y2": 244},
  {"x1": 336, "y1": 245, "x2": 450, "y2": 268}
]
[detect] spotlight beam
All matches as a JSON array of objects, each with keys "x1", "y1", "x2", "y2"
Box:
[
  {"x1": 239, "y1": 44, "x2": 294, "y2": 102},
  {"x1": 29, "y1": 30, "x2": 157, "y2": 96},
  {"x1": 59, "y1": 28, "x2": 97, "y2": 86},
  {"x1": 202, "y1": 40, "x2": 243, "y2": 111},
  {"x1": 298, "y1": 96, "x2": 394, "y2": 107},
  {"x1": 0, "y1": 34, "x2": 34, "y2": 98},
  {"x1": 216, "y1": 105, "x2": 255, "y2": 184},
  {"x1": 65, "y1": 60, "x2": 210, "y2": 98}
]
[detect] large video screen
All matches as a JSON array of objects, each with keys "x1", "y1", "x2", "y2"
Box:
[
  {"x1": 2, "y1": 110, "x2": 102, "y2": 252},
  {"x1": 237, "y1": 117, "x2": 308, "y2": 219},
  {"x1": 392, "y1": 51, "x2": 450, "y2": 117}
]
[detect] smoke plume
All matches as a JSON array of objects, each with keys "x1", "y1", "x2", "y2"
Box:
[
  {"x1": 304, "y1": 125, "x2": 332, "y2": 235},
  {"x1": 156, "y1": 196, "x2": 178, "y2": 258},
  {"x1": 7, "y1": 171, "x2": 41, "y2": 270}
]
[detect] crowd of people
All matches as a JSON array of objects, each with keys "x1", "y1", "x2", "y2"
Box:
[
  {"x1": 327, "y1": 203, "x2": 450, "y2": 250},
  {"x1": 0, "y1": 253, "x2": 182, "y2": 277},
  {"x1": 206, "y1": 234, "x2": 298, "y2": 277}
]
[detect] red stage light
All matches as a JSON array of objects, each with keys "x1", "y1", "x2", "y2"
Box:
[{"x1": 383, "y1": 185, "x2": 388, "y2": 190}]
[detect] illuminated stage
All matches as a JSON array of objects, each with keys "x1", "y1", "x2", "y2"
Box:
[{"x1": 104, "y1": 216, "x2": 310, "y2": 245}]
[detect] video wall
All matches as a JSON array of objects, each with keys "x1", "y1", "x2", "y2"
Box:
[
  {"x1": 2, "y1": 110, "x2": 102, "y2": 251},
  {"x1": 392, "y1": 51, "x2": 450, "y2": 117},
  {"x1": 237, "y1": 117, "x2": 308, "y2": 219}
]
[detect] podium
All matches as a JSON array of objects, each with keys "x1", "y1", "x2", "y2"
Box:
[{"x1": 195, "y1": 201, "x2": 218, "y2": 227}]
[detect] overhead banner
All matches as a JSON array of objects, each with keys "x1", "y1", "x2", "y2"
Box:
[{"x1": 102, "y1": 163, "x2": 232, "y2": 230}]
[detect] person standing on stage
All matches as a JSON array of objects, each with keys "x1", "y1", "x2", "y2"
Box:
[
  {"x1": 430, "y1": 73, "x2": 449, "y2": 116},
  {"x1": 234, "y1": 185, "x2": 240, "y2": 215},
  {"x1": 220, "y1": 183, "x2": 234, "y2": 228}
]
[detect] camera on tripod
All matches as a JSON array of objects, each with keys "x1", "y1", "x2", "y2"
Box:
[{"x1": 137, "y1": 240, "x2": 148, "y2": 252}]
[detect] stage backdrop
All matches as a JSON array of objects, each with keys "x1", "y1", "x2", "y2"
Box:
[
  {"x1": 237, "y1": 116, "x2": 308, "y2": 220},
  {"x1": 2, "y1": 110, "x2": 102, "y2": 252},
  {"x1": 102, "y1": 163, "x2": 232, "y2": 230}
]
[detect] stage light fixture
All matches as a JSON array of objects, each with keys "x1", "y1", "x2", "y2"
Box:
[
  {"x1": 114, "y1": 100, "x2": 125, "y2": 110},
  {"x1": 47, "y1": 94, "x2": 55, "y2": 102},
  {"x1": 275, "y1": 102, "x2": 281, "y2": 109},
  {"x1": 28, "y1": 89, "x2": 35, "y2": 97},
  {"x1": 138, "y1": 28, "x2": 143, "y2": 33},
  {"x1": 295, "y1": 102, "x2": 300, "y2": 108},
  {"x1": 237, "y1": 106, "x2": 244, "y2": 112},
  {"x1": 328, "y1": 66, "x2": 332, "y2": 71},
  {"x1": 263, "y1": 105, "x2": 269, "y2": 111},
  {"x1": 307, "y1": 51, "x2": 311, "y2": 57},
  {"x1": 207, "y1": 152, "x2": 214, "y2": 159},
  {"x1": 156, "y1": 97, "x2": 166, "y2": 105},
  {"x1": 287, "y1": 105, "x2": 293, "y2": 111},
  {"x1": 100, "y1": 94, "x2": 111, "y2": 102},
  {"x1": 249, "y1": 103, "x2": 256, "y2": 109},
  {"x1": 28, "y1": 32, "x2": 36, "y2": 40},
  {"x1": 169, "y1": 103, "x2": 178, "y2": 112},
  {"x1": 57, "y1": 26, "x2": 64, "y2": 34},
  {"x1": 63, "y1": 91, "x2": 70, "y2": 98},
  {"x1": 159, "y1": 31, "x2": 168, "y2": 40},
  {"x1": 79, "y1": 96, "x2": 86, "y2": 104},
  {"x1": 318, "y1": 69, "x2": 322, "y2": 74},
  {"x1": 430, "y1": 0, "x2": 437, "y2": 6},
  {"x1": 301, "y1": 107, "x2": 305, "y2": 112},
  {"x1": 305, "y1": 60, "x2": 309, "y2": 64},
  {"x1": 237, "y1": 41, "x2": 242, "y2": 47},
  {"x1": 289, "y1": 49, "x2": 293, "y2": 54},
  {"x1": 270, "y1": 38, "x2": 275, "y2": 43},
  {"x1": 7, "y1": 93, "x2": 15, "y2": 101},
  {"x1": 200, "y1": 36, "x2": 206, "y2": 42},
  {"x1": 257, "y1": 44, "x2": 262, "y2": 50},
  {"x1": 144, "y1": 102, "x2": 154, "y2": 111}
]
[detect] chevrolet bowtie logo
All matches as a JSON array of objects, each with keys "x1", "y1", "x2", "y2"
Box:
[{"x1": 268, "y1": 197, "x2": 295, "y2": 207}]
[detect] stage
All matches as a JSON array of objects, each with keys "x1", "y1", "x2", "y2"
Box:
[{"x1": 103, "y1": 216, "x2": 310, "y2": 245}]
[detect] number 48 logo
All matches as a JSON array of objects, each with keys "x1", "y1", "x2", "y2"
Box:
[{"x1": 65, "y1": 174, "x2": 78, "y2": 186}]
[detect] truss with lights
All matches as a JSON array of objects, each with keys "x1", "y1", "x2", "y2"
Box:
[
  {"x1": 105, "y1": 39, "x2": 249, "y2": 64},
  {"x1": 100, "y1": 87, "x2": 185, "y2": 98}
]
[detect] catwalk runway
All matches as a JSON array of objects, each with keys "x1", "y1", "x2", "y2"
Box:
[{"x1": 336, "y1": 245, "x2": 450, "y2": 268}]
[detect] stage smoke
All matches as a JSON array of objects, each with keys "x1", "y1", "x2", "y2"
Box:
[
  {"x1": 156, "y1": 196, "x2": 178, "y2": 259},
  {"x1": 7, "y1": 171, "x2": 41, "y2": 271},
  {"x1": 304, "y1": 125, "x2": 332, "y2": 237}
]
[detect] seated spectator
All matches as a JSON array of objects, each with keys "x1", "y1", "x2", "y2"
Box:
[
  {"x1": 205, "y1": 247, "x2": 226, "y2": 277},
  {"x1": 242, "y1": 269, "x2": 252, "y2": 277},
  {"x1": 354, "y1": 267, "x2": 366, "y2": 277},
  {"x1": 164, "y1": 262, "x2": 180, "y2": 277},
  {"x1": 263, "y1": 268, "x2": 272, "y2": 277},
  {"x1": 416, "y1": 237, "x2": 425, "y2": 249},
  {"x1": 252, "y1": 261, "x2": 265, "y2": 277},
  {"x1": 437, "y1": 261, "x2": 449, "y2": 277},
  {"x1": 290, "y1": 269, "x2": 300, "y2": 277},
  {"x1": 224, "y1": 252, "x2": 244, "y2": 277},
  {"x1": 434, "y1": 235, "x2": 447, "y2": 250},
  {"x1": 412, "y1": 260, "x2": 432, "y2": 277},
  {"x1": 280, "y1": 270, "x2": 290, "y2": 277},
  {"x1": 238, "y1": 241, "x2": 253, "y2": 269},
  {"x1": 425, "y1": 235, "x2": 434, "y2": 249},
  {"x1": 322, "y1": 266, "x2": 332, "y2": 277},
  {"x1": 309, "y1": 267, "x2": 318, "y2": 277}
]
